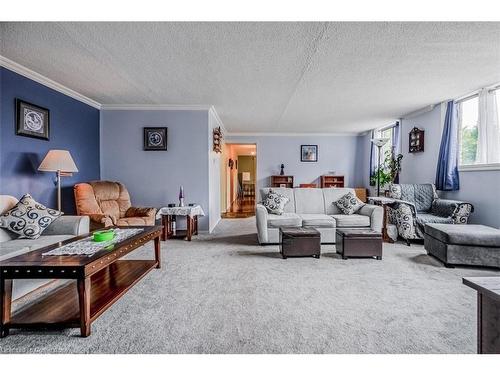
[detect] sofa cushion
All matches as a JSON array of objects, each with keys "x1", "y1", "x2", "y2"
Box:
[
  {"x1": 323, "y1": 188, "x2": 356, "y2": 215},
  {"x1": 260, "y1": 188, "x2": 295, "y2": 213},
  {"x1": 262, "y1": 190, "x2": 290, "y2": 215},
  {"x1": 299, "y1": 214, "x2": 336, "y2": 228},
  {"x1": 331, "y1": 214, "x2": 370, "y2": 228},
  {"x1": 0, "y1": 235, "x2": 73, "y2": 261},
  {"x1": 0, "y1": 194, "x2": 62, "y2": 239},
  {"x1": 294, "y1": 188, "x2": 325, "y2": 214},
  {"x1": 425, "y1": 224, "x2": 500, "y2": 247},
  {"x1": 267, "y1": 213, "x2": 302, "y2": 228},
  {"x1": 334, "y1": 192, "x2": 365, "y2": 215}
]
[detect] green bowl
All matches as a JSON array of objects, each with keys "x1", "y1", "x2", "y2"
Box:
[{"x1": 93, "y1": 230, "x2": 115, "y2": 242}]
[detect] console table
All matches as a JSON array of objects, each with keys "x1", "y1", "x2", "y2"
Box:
[
  {"x1": 463, "y1": 277, "x2": 500, "y2": 354},
  {"x1": 157, "y1": 205, "x2": 205, "y2": 241}
]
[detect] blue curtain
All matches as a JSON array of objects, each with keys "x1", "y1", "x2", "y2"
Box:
[
  {"x1": 369, "y1": 130, "x2": 376, "y2": 186},
  {"x1": 435, "y1": 101, "x2": 460, "y2": 191}
]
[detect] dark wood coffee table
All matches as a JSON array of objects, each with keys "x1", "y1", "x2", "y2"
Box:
[
  {"x1": 0, "y1": 225, "x2": 162, "y2": 338},
  {"x1": 336, "y1": 229, "x2": 382, "y2": 260},
  {"x1": 279, "y1": 227, "x2": 321, "y2": 259}
]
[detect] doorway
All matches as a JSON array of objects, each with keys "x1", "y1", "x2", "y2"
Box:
[{"x1": 221, "y1": 143, "x2": 257, "y2": 218}]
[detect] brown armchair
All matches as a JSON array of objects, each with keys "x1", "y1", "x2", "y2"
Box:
[{"x1": 74, "y1": 181, "x2": 156, "y2": 231}]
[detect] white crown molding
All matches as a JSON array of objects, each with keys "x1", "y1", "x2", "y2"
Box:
[
  {"x1": 0, "y1": 55, "x2": 101, "y2": 109},
  {"x1": 402, "y1": 104, "x2": 436, "y2": 119},
  {"x1": 101, "y1": 104, "x2": 212, "y2": 111},
  {"x1": 208, "y1": 106, "x2": 228, "y2": 135},
  {"x1": 226, "y1": 131, "x2": 363, "y2": 137}
]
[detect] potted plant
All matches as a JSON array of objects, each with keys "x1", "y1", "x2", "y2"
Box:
[{"x1": 370, "y1": 150, "x2": 403, "y2": 193}]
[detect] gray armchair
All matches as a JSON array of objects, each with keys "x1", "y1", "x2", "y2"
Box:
[{"x1": 386, "y1": 184, "x2": 474, "y2": 245}]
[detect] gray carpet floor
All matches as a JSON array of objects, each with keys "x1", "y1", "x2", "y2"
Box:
[{"x1": 1, "y1": 218, "x2": 499, "y2": 354}]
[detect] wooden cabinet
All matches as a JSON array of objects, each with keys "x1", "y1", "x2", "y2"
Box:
[
  {"x1": 270, "y1": 175, "x2": 294, "y2": 188},
  {"x1": 320, "y1": 175, "x2": 345, "y2": 188}
]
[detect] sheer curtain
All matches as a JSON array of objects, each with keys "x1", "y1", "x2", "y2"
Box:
[
  {"x1": 435, "y1": 101, "x2": 460, "y2": 191},
  {"x1": 477, "y1": 88, "x2": 500, "y2": 164}
]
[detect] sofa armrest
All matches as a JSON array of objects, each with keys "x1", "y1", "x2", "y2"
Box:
[
  {"x1": 256, "y1": 203, "x2": 268, "y2": 244},
  {"x1": 126, "y1": 206, "x2": 157, "y2": 218},
  {"x1": 42, "y1": 215, "x2": 90, "y2": 236},
  {"x1": 432, "y1": 199, "x2": 474, "y2": 223},
  {"x1": 357, "y1": 204, "x2": 384, "y2": 233}
]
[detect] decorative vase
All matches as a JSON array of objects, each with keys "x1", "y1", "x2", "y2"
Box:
[{"x1": 179, "y1": 185, "x2": 185, "y2": 207}]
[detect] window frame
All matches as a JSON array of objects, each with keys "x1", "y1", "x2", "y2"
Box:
[{"x1": 457, "y1": 87, "x2": 500, "y2": 172}]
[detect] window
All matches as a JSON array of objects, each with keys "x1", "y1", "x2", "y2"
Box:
[
  {"x1": 377, "y1": 126, "x2": 395, "y2": 159},
  {"x1": 458, "y1": 87, "x2": 500, "y2": 168},
  {"x1": 458, "y1": 96, "x2": 479, "y2": 165}
]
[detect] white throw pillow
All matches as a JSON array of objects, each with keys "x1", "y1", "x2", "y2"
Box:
[
  {"x1": 262, "y1": 190, "x2": 290, "y2": 215},
  {"x1": 0, "y1": 194, "x2": 62, "y2": 239},
  {"x1": 334, "y1": 192, "x2": 365, "y2": 215}
]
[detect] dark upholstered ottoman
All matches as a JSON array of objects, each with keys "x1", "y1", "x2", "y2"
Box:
[
  {"x1": 279, "y1": 227, "x2": 321, "y2": 259},
  {"x1": 424, "y1": 224, "x2": 500, "y2": 268},
  {"x1": 336, "y1": 229, "x2": 382, "y2": 260}
]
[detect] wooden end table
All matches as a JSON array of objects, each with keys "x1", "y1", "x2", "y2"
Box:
[
  {"x1": 0, "y1": 225, "x2": 162, "y2": 338},
  {"x1": 368, "y1": 196, "x2": 395, "y2": 243},
  {"x1": 463, "y1": 277, "x2": 500, "y2": 354},
  {"x1": 157, "y1": 205, "x2": 205, "y2": 241}
]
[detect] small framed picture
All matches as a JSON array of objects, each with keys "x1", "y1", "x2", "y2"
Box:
[
  {"x1": 15, "y1": 99, "x2": 50, "y2": 140},
  {"x1": 144, "y1": 127, "x2": 168, "y2": 151},
  {"x1": 301, "y1": 145, "x2": 318, "y2": 162}
]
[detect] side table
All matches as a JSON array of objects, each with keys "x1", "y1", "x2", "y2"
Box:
[
  {"x1": 368, "y1": 196, "x2": 396, "y2": 243},
  {"x1": 157, "y1": 205, "x2": 205, "y2": 241}
]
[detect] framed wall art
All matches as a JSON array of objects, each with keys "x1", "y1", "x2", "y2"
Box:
[
  {"x1": 15, "y1": 99, "x2": 50, "y2": 140},
  {"x1": 301, "y1": 145, "x2": 318, "y2": 162},
  {"x1": 144, "y1": 127, "x2": 168, "y2": 151}
]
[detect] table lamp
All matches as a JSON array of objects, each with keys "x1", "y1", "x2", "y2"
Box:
[
  {"x1": 370, "y1": 138, "x2": 390, "y2": 197},
  {"x1": 38, "y1": 150, "x2": 78, "y2": 211}
]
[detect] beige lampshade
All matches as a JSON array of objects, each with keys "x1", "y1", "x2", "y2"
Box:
[
  {"x1": 38, "y1": 150, "x2": 78, "y2": 172},
  {"x1": 242, "y1": 172, "x2": 251, "y2": 181}
]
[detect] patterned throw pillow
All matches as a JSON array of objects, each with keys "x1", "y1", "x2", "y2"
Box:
[
  {"x1": 334, "y1": 192, "x2": 365, "y2": 215},
  {"x1": 0, "y1": 194, "x2": 62, "y2": 239},
  {"x1": 262, "y1": 190, "x2": 290, "y2": 215}
]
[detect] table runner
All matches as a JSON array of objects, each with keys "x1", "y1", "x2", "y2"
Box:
[
  {"x1": 156, "y1": 205, "x2": 205, "y2": 219},
  {"x1": 42, "y1": 228, "x2": 144, "y2": 257}
]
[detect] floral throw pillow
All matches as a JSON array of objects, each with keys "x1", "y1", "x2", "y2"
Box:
[
  {"x1": 0, "y1": 194, "x2": 62, "y2": 239},
  {"x1": 334, "y1": 192, "x2": 365, "y2": 215},
  {"x1": 262, "y1": 190, "x2": 290, "y2": 215}
]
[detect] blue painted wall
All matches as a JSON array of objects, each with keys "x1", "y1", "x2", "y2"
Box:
[
  {"x1": 0, "y1": 67, "x2": 100, "y2": 214},
  {"x1": 100, "y1": 109, "x2": 211, "y2": 231}
]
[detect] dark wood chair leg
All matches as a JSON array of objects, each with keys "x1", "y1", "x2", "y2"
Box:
[
  {"x1": 0, "y1": 279, "x2": 12, "y2": 338},
  {"x1": 77, "y1": 278, "x2": 91, "y2": 337},
  {"x1": 154, "y1": 236, "x2": 161, "y2": 269}
]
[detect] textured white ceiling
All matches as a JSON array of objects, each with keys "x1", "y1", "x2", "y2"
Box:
[{"x1": 2, "y1": 22, "x2": 500, "y2": 133}]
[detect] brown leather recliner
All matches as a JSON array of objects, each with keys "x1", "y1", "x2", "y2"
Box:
[{"x1": 74, "y1": 181, "x2": 156, "y2": 231}]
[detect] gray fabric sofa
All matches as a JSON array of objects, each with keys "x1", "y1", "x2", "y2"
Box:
[
  {"x1": 256, "y1": 188, "x2": 383, "y2": 244},
  {"x1": 424, "y1": 223, "x2": 500, "y2": 268},
  {"x1": 386, "y1": 183, "x2": 474, "y2": 244},
  {"x1": 0, "y1": 195, "x2": 89, "y2": 300}
]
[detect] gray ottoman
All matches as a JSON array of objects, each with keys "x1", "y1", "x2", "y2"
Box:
[{"x1": 424, "y1": 224, "x2": 500, "y2": 268}]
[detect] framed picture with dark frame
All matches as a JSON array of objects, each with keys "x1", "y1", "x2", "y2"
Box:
[
  {"x1": 301, "y1": 145, "x2": 318, "y2": 162},
  {"x1": 144, "y1": 127, "x2": 168, "y2": 151},
  {"x1": 15, "y1": 99, "x2": 50, "y2": 140}
]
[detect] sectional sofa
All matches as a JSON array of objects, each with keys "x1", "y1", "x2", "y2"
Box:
[
  {"x1": 256, "y1": 187, "x2": 383, "y2": 244},
  {"x1": 0, "y1": 195, "x2": 89, "y2": 300}
]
